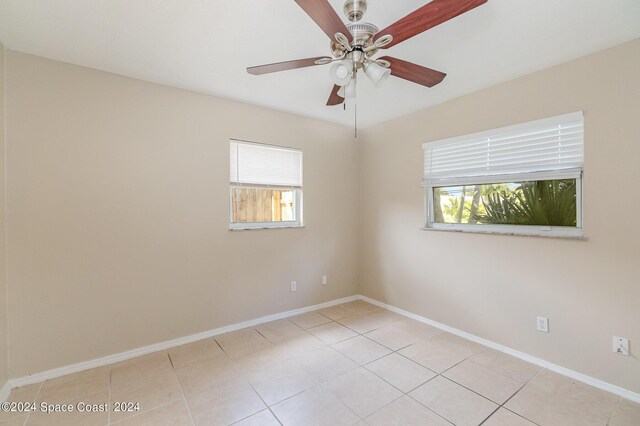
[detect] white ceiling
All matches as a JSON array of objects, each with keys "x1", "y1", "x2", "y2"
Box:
[{"x1": 1, "y1": 1, "x2": 639, "y2": 128}]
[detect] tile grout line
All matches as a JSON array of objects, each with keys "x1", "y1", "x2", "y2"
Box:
[
  {"x1": 213, "y1": 338, "x2": 225, "y2": 354},
  {"x1": 357, "y1": 339, "x2": 453, "y2": 425},
  {"x1": 213, "y1": 328, "x2": 301, "y2": 425},
  {"x1": 240, "y1": 377, "x2": 283, "y2": 426},
  {"x1": 497, "y1": 367, "x2": 545, "y2": 425},
  {"x1": 222, "y1": 328, "x2": 285, "y2": 425},
  {"x1": 253, "y1": 328, "x2": 269, "y2": 341},
  {"x1": 385, "y1": 331, "x2": 549, "y2": 426},
  {"x1": 434, "y1": 356, "x2": 538, "y2": 425},
  {"x1": 476, "y1": 406, "x2": 501, "y2": 426},
  {"x1": 20, "y1": 381, "x2": 42, "y2": 426},
  {"x1": 476, "y1": 364, "x2": 545, "y2": 426},
  {"x1": 501, "y1": 367, "x2": 543, "y2": 407},
  {"x1": 268, "y1": 406, "x2": 285, "y2": 426},
  {"x1": 326, "y1": 314, "x2": 469, "y2": 425},
  {"x1": 358, "y1": 392, "x2": 408, "y2": 425},
  {"x1": 238, "y1": 311, "x2": 378, "y2": 424},
  {"x1": 239, "y1": 309, "x2": 366, "y2": 422},
  {"x1": 331, "y1": 312, "x2": 545, "y2": 425},
  {"x1": 171, "y1": 362, "x2": 197, "y2": 426},
  {"x1": 383, "y1": 343, "x2": 479, "y2": 425},
  {"x1": 110, "y1": 352, "x2": 197, "y2": 425},
  {"x1": 176, "y1": 386, "x2": 196, "y2": 425},
  {"x1": 360, "y1": 296, "x2": 640, "y2": 407},
  {"x1": 605, "y1": 395, "x2": 622, "y2": 426},
  {"x1": 293, "y1": 309, "x2": 469, "y2": 424}
]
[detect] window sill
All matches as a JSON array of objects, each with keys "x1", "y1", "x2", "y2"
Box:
[
  {"x1": 229, "y1": 225, "x2": 306, "y2": 232},
  {"x1": 420, "y1": 227, "x2": 587, "y2": 240}
]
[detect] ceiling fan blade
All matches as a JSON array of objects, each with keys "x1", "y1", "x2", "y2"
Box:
[
  {"x1": 247, "y1": 56, "x2": 332, "y2": 75},
  {"x1": 326, "y1": 85, "x2": 345, "y2": 106},
  {"x1": 374, "y1": 0, "x2": 487, "y2": 48},
  {"x1": 294, "y1": 0, "x2": 352, "y2": 42},
  {"x1": 380, "y1": 56, "x2": 446, "y2": 87}
]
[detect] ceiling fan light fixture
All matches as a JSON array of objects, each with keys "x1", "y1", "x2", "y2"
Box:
[
  {"x1": 330, "y1": 59, "x2": 353, "y2": 86},
  {"x1": 343, "y1": 78, "x2": 357, "y2": 99},
  {"x1": 249, "y1": 0, "x2": 487, "y2": 108},
  {"x1": 364, "y1": 61, "x2": 390, "y2": 89}
]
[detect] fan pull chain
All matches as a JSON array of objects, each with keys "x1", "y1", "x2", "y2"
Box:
[{"x1": 354, "y1": 103, "x2": 358, "y2": 138}]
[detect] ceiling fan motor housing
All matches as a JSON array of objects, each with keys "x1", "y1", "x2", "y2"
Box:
[
  {"x1": 331, "y1": 21, "x2": 379, "y2": 59},
  {"x1": 347, "y1": 22, "x2": 379, "y2": 47}
]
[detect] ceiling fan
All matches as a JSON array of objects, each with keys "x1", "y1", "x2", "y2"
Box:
[{"x1": 247, "y1": 0, "x2": 488, "y2": 106}]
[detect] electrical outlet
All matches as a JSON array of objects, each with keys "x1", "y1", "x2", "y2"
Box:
[
  {"x1": 613, "y1": 336, "x2": 629, "y2": 356},
  {"x1": 322, "y1": 275, "x2": 328, "y2": 285},
  {"x1": 537, "y1": 316, "x2": 549, "y2": 333},
  {"x1": 290, "y1": 281, "x2": 297, "y2": 292}
]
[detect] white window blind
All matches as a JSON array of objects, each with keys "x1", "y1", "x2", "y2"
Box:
[
  {"x1": 423, "y1": 112, "x2": 584, "y2": 185},
  {"x1": 230, "y1": 140, "x2": 302, "y2": 188}
]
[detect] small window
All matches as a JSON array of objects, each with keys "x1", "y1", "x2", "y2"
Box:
[
  {"x1": 230, "y1": 140, "x2": 303, "y2": 230},
  {"x1": 423, "y1": 112, "x2": 584, "y2": 238}
]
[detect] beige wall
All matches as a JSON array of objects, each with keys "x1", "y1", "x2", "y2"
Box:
[
  {"x1": 359, "y1": 39, "x2": 640, "y2": 393},
  {"x1": 4, "y1": 51, "x2": 359, "y2": 377},
  {"x1": 0, "y1": 42, "x2": 8, "y2": 388}
]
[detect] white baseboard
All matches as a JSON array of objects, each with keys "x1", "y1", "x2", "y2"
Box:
[
  {"x1": 4, "y1": 293, "x2": 638, "y2": 405},
  {"x1": 4, "y1": 294, "x2": 359, "y2": 396},
  {"x1": 0, "y1": 381, "x2": 10, "y2": 403},
  {"x1": 359, "y1": 295, "x2": 640, "y2": 404}
]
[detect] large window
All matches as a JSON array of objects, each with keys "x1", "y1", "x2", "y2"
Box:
[
  {"x1": 423, "y1": 112, "x2": 584, "y2": 237},
  {"x1": 230, "y1": 140, "x2": 302, "y2": 230}
]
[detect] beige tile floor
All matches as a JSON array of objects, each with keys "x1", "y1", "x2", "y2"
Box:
[{"x1": 1, "y1": 300, "x2": 639, "y2": 426}]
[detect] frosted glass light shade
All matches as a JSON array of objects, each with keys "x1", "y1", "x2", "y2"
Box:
[
  {"x1": 337, "y1": 78, "x2": 356, "y2": 99},
  {"x1": 343, "y1": 78, "x2": 356, "y2": 98},
  {"x1": 364, "y1": 61, "x2": 391, "y2": 88},
  {"x1": 330, "y1": 60, "x2": 353, "y2": 86}
]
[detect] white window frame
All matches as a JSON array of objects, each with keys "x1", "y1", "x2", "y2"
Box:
[
  {"x1": 229, "y1": 140, "x2": 303, "y2": 231},
  {"x1": 423, "y1": 113, "x2": 584, "y2": 238},
  {"x1": 424, "y1": 169, "x2": 583, "y2": 238}
]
